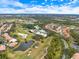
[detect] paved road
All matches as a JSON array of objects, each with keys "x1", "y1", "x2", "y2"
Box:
[
  {"x1": 61, "y1": 39, "x2": 69, "y2": 59},
  {"x1": 61, "y1": 39, "x2": 69, "y2": 49},
  {"x1": 40, "y1": 38, "x2": 52, "y2": 59},
  {"x1": 45, "y1": 23, "x2": 69, "y2": 59}
]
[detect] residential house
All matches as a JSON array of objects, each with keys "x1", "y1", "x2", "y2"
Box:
[
  {"x1": 0, "y1": 45, "x2": 6, "y2": 51},
  {"x1": 18, "y1": 33, "x2": 28, "y2": 39},
  {"x1": 2, "y1": 33, "x2": 18, "y2": 47},
  {"x1": 62, "y1": 26, "x2": 70, "y2": 38},
  {"x1": 30, "y1": 29, "x2": 47, "y2": 37}
]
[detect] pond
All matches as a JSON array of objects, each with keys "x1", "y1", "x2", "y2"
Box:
[{"x1": 14, "y1": 40, "x2": 34, "y2": 51}]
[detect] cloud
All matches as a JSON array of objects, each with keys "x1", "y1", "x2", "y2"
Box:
[
  {"x1": 68, "y1": 0, "x2": 78, "y2": 4},
  {"x1": 0, "y1": 0, "x2": 79, "y2": 14},
  {"x1": 65, "y1": 0, "x2": 78, "y2": 6},
  {"x1": 0, "y1": 0, "x2": 24, "y2": 8},
  {"x1": 0, "y1": 5, "x2": 79, "y2": 14},
  {"x1": 57, "y1": 6, "x2": 79, "y2": 14}
]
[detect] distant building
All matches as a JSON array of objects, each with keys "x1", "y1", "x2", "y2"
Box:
[
  {"x1": 30, "y1": 25, "x2": 47, "y2": 37},
  {"x1": 30, "y1": 29, "x2": 47, "y2": 37},
  {"x1": 18, "y1": 33, "x2": 28, "y2": 39},
  {"x1": 34, "y1": 25, "x2": 40, "y2": 30},
  {"x1": 56, "y1": 26, "x2": 62, "y2": 34},
  {"x1": 38, "y1": 30, "x2": 47, "y2": 37},
  {"x1": 62, "y1": 26, "x2": 70, "y2": 38},
  {"x1": 55, "y1": 26, "x2": 70, "y2": 38}
]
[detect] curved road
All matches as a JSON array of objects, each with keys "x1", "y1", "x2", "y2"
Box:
[
  {"x1": 61, "y1": 39, "x2": 69, "y2": 59},
  {"x1": 45, "y1": 23, "x2": 69, "y2": 59}
]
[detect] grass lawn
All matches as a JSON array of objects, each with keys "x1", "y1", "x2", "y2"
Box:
[
  {"x1": 26, "y1": 33, "x2": 34, "y2": 42},
  {"x1": 25, "y1": 36, "x2": 53, "y2": 59},
  {"x1": 8, "y1": 51, "x2": 33, "y2": 59}
]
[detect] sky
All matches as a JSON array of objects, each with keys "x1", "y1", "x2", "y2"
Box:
[{"x1": 0, "y1": 0, "x2": 79, "y2": 14}]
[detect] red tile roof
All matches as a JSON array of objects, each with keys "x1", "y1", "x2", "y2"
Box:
[{"x1": 0, "y1": 45, "x2": 6, "y2": 51}]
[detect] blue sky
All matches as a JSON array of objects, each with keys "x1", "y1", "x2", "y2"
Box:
[{"x1": 0, "y1": 0, "x2": 79, "y2": 14}]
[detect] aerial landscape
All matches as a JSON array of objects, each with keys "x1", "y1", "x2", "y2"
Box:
[
  {"x1": 0, "y1": 0, "x2": 79, "y2": 59},
  {"x1": 0, "y1": 14, "x2": 79, "y2": 59}
]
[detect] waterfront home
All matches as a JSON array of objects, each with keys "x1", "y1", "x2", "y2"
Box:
[{"x1": 2, "y1": 33, "x2": 17, "y2": 42}]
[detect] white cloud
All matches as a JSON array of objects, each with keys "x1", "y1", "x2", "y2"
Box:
[
  {"x1": 0, "y1": 5, "x2": 79, "y2": 14},
  {"x1": 66, "y1": 0, "x2": 78, "y2": 5},
  {"x1": 0, "y1": 0, "x2": 79, "y2": 14},
  {"x1": 0, "y1": 0, "x2": 25, "y2": 8}
]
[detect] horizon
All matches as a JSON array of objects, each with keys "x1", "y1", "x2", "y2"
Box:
[{"x1": 0, "y1": 14, "x2": 79, "y2": 15}]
